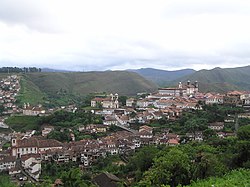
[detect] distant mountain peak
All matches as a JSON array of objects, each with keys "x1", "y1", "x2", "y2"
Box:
[{"x1": 127, "y1": 68, "x2": 196, "y2": 86}]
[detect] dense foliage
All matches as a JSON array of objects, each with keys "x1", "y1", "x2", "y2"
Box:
[
  {"x1": 0, "y1": 67, "x2": 41, "y2": 73},
  {"x1": 187, "y1": 169, "x2": 250, "y2": 187},
  {"x1": 5, "y1": 116, "x2": 41, "y2": 132},
  {"x1": 151, "y1": 104, "x2": 247, "y2": 136},
  {"x1": 0, "y1": 174, "x2": 16, "y2": 187}
]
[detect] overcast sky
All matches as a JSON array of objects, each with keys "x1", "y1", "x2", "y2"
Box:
[{"x1": 0, "y1": 0, "x2": 250, "y2": 71}]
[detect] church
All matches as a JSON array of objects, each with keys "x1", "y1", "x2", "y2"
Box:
[{"x1": 158, "y1": 81, "x2": 198, "y2": 97}]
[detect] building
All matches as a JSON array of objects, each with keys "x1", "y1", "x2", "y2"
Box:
[
  {"x1": 208, "y1": 122, "x2": 224, "y2": 131},
  {"x1": 205, "y1": 94, "x2": 224, "y2": 105},
  {"x1": 126, "y1": 98, "x2": 135, "y2": 107},
  {"x1": 0, "y1": 156, "x2": 16, "y2": 171},
  {"x1": 23, "y1": 103, "x2": 45, "y2": 116},
  {"x1": 158, "y1": 81, "x2": 198, "y2": 97},
  {"x1": 91, "y1": 93, "x2": 119, "y2": 109},
  {"x1": 11, "y1": 136, "x2": 63, "y2": 158},
  {"x1": 93, "y1": 172, "x2": 121, "y2": 187},
  {"x1": 223, "y1": 91, "x2": 242, "y2": 106}
]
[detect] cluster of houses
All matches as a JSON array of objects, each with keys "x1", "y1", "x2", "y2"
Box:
[
  {"x1": 1, "y1": 78, "x2": 249, "y2": 184},
  {"x1": 90, "y1": 81, "x2": 201, "y2": 127},
  {"x1": 0, "y1": 75, "x2": 21, "y2": 115},
  {"x1": 205, "y1": 90, "x2": 250, "y2": 107},
  {"x1": 0, "y1": 75, "x2": 21, "y2": 153},
  {"x1": 0, "y1": 118, "x2": 236, "y2": 181},
  {"x1": 0, "y1": 124, "x2": 180, "y2": 180}
]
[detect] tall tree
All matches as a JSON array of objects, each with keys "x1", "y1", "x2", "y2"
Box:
[{"x1": 138, "y1": 148, "x2": 191, "y2": 187}]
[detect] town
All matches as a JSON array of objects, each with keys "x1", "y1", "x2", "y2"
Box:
[{"x1": 0, "y1": 75, "x2": 250, "y2": 186}]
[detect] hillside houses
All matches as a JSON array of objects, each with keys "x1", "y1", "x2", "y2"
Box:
[
  {"x1": 208, "y1": 122, "x2": 225, "y2": 131},
  {"x1": 0, "y1": 155, "x2": 16, "y2": 171},
  {"x1": 205, "y1": 93, "x2": 224, "y2": 105},
  {"x1": 91, "y1": 93, "x2": 119, "y2": 109},
  {"x1": 158, "y1": 81, "x2": 199, "y2": 97},
  {"x1": 0, "y1": 75, "x2": 21, "y2": 115},
  {"x1": 23, "y1": 103, "x2": 46, "y2": 116},
  {"x1": 11, "y1": 135, "x2": 63, "y2": 158}
]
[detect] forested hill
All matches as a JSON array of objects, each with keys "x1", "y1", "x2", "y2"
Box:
[
  {"x1": 128, "y1": 68, "x2": 195, "y2": 86},
  {"x1": 18, "y1": 71, "x2": 158, "y2": 105},
  {"x1": 167, "y1": 65, "x2": 250, "y2": 93}
]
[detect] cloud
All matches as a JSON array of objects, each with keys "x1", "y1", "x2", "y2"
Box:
[
  {"x1": 0, "y1": 0, "x2": 62, "y2": 32},
  {"x1": 0, "y1": 0, "x2": 250, "y2": 71}
]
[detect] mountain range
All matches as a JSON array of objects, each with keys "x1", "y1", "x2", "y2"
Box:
[
  {"x1": 128, "y1": 68, "x2": 195, "y2": 86},
  {"x1": 129, "y1": 66, "x2": 250, "y2": 92},
  {"x1": 170, "y1": 66, "x2": 250, "y2": 92},
  {"x1": 19, "y1": 71, "x2": 158, "y2": 105},
  {"x1": 13, "y1": 65, "x2": 250, "y2": 105}
]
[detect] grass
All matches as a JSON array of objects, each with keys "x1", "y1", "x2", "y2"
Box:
[
  {"x1": 13, "y1": 71, "x2": 157, "y2": 107},
  {"x1": 0, "y1": 174, "x2": 16, "y2": 187},
  {"x1": 25, "y1": 71, "x2": 158, "y2": 97},
  {"x1": 5, "y1": 116, "x2": 41, "y2": 132},
  {"x1": 16, "y1": 75, "x2": 47, "y2": 105},
  {"x1": 169, "y1": 65, "x2": 250, "y2": 92},
  {"x1": 187, "y1": 169, "x2": 250, "y2": 187}
]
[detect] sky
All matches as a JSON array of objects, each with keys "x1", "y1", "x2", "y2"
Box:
[{"x1": 0, "y1": 0, "x2": 250, "y2": 71}]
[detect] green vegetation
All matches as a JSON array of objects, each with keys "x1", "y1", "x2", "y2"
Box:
[
  {"x1": 4, "y1": 110, "x2": 103, "y2": 141},
  {"x1": 39, "y1": 110, "x2": 102, "y2": 128},
  {"x1": 149, "y1": 104, "x2": 246, "y2": 136},
  {"x1": 0, "y1": 174, "x2": 16, "y2": 187},
  {"x1": 170, "y1": 65, "x2": 250, "y2": 92},
  {"x1": 0, "y1": 67, "x2": 41, "y2": 73},
  {"x1": 187, "y1": 169, "x2": 250, "y2": 187},
  {"x1": 5, "y1": 116, "x2": 41, "y2": 132},
  {"x1": 20, "y1": 71, "x2": 157, "y2": 106},
  {"x1": 41, "y1": 162, "x2": 95, "y2": 187},
  {"x1": 16, "y1": 75, "x2": 47, "y2": 105},
  {"x1": 130, "y1": 68, "x2": 195, "y2": 86}
]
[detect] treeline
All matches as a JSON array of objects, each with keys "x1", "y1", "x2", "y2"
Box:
[{"x1": 0, "y1": 67, "x2": 41, "y2": 73}]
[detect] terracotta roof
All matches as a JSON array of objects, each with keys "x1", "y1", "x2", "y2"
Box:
[
  {"x1": 0, "y1": 156, "x2": 16, "y2": 163},
  {"x1": 17, "y1": 138, "x2": 38, "y2": 148},
  {"x1": 38, "y1": 139, "x2": 63, "y2": 148},
  {"x1": 227, "y1": 90, "x2": 243, "y2": 95},
  {"x1": 54, "y1": 179, "x2": 64, "y2": 185},
  {"x1": 139, "y1": 125, "x2": 153, "y2": 131},
  {"x1": 168, "y1": 138, "x2": 179, "y2": 145},
  {"x1": 21, "y1": 154, "x2": 41, "y2": 161},
  {"x1": 16, "y1": 137, "x2": 63, "y2": 149}
]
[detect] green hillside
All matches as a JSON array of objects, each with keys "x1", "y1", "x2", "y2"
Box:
[
  {"x1": 187, "y1": 169, "x2": 250, "y2": 187},
  {"x1": 129, "y1": 68, "x2": 195, "y2": 86},
  {"x1": 19, "y1": 71, "x2": 158, "y2": 105},
  {"x1": 168, "y1": 66, "x2": 250, "y2": 92},
  {"x1": 17, "y1": 74, "x2": 47, "y2": 105}
]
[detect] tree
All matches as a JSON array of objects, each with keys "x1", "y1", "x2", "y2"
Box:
[
  {"x1": 237, "y1": 125, "x2": 250, "y2": 141},
  {"x1": 0, "y1": 175, "x2": 16, "y2": 187},
  {"x1": 192, "y1": 152, "x2": 227, "y2": 179},
  {"x1": 118, "y1": 96, "x2": 128, "y2": 106},
  {"x1": 138, "y1": 148, "x2": 191, "y2": 187},
  {"x1": 185, "y1": 118, "x2": 207, "y2": 134},
  {"x1": 203, "y1": 128, "x2": 216, "y2": 140},
  {"x1": 61, "y1": 168, "x2": 89, "y2": 187}
]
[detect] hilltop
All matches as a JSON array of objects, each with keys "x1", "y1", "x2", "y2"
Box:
[
  {"x1": 128, "y1": 68, "x2": 195, "y2": 86},
  {"x1": 169, "y1": 66, "x2": 250, "y2": 92},
  {"x1": 18, "y1": 71, "x2": 158, "y2": 105}
]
